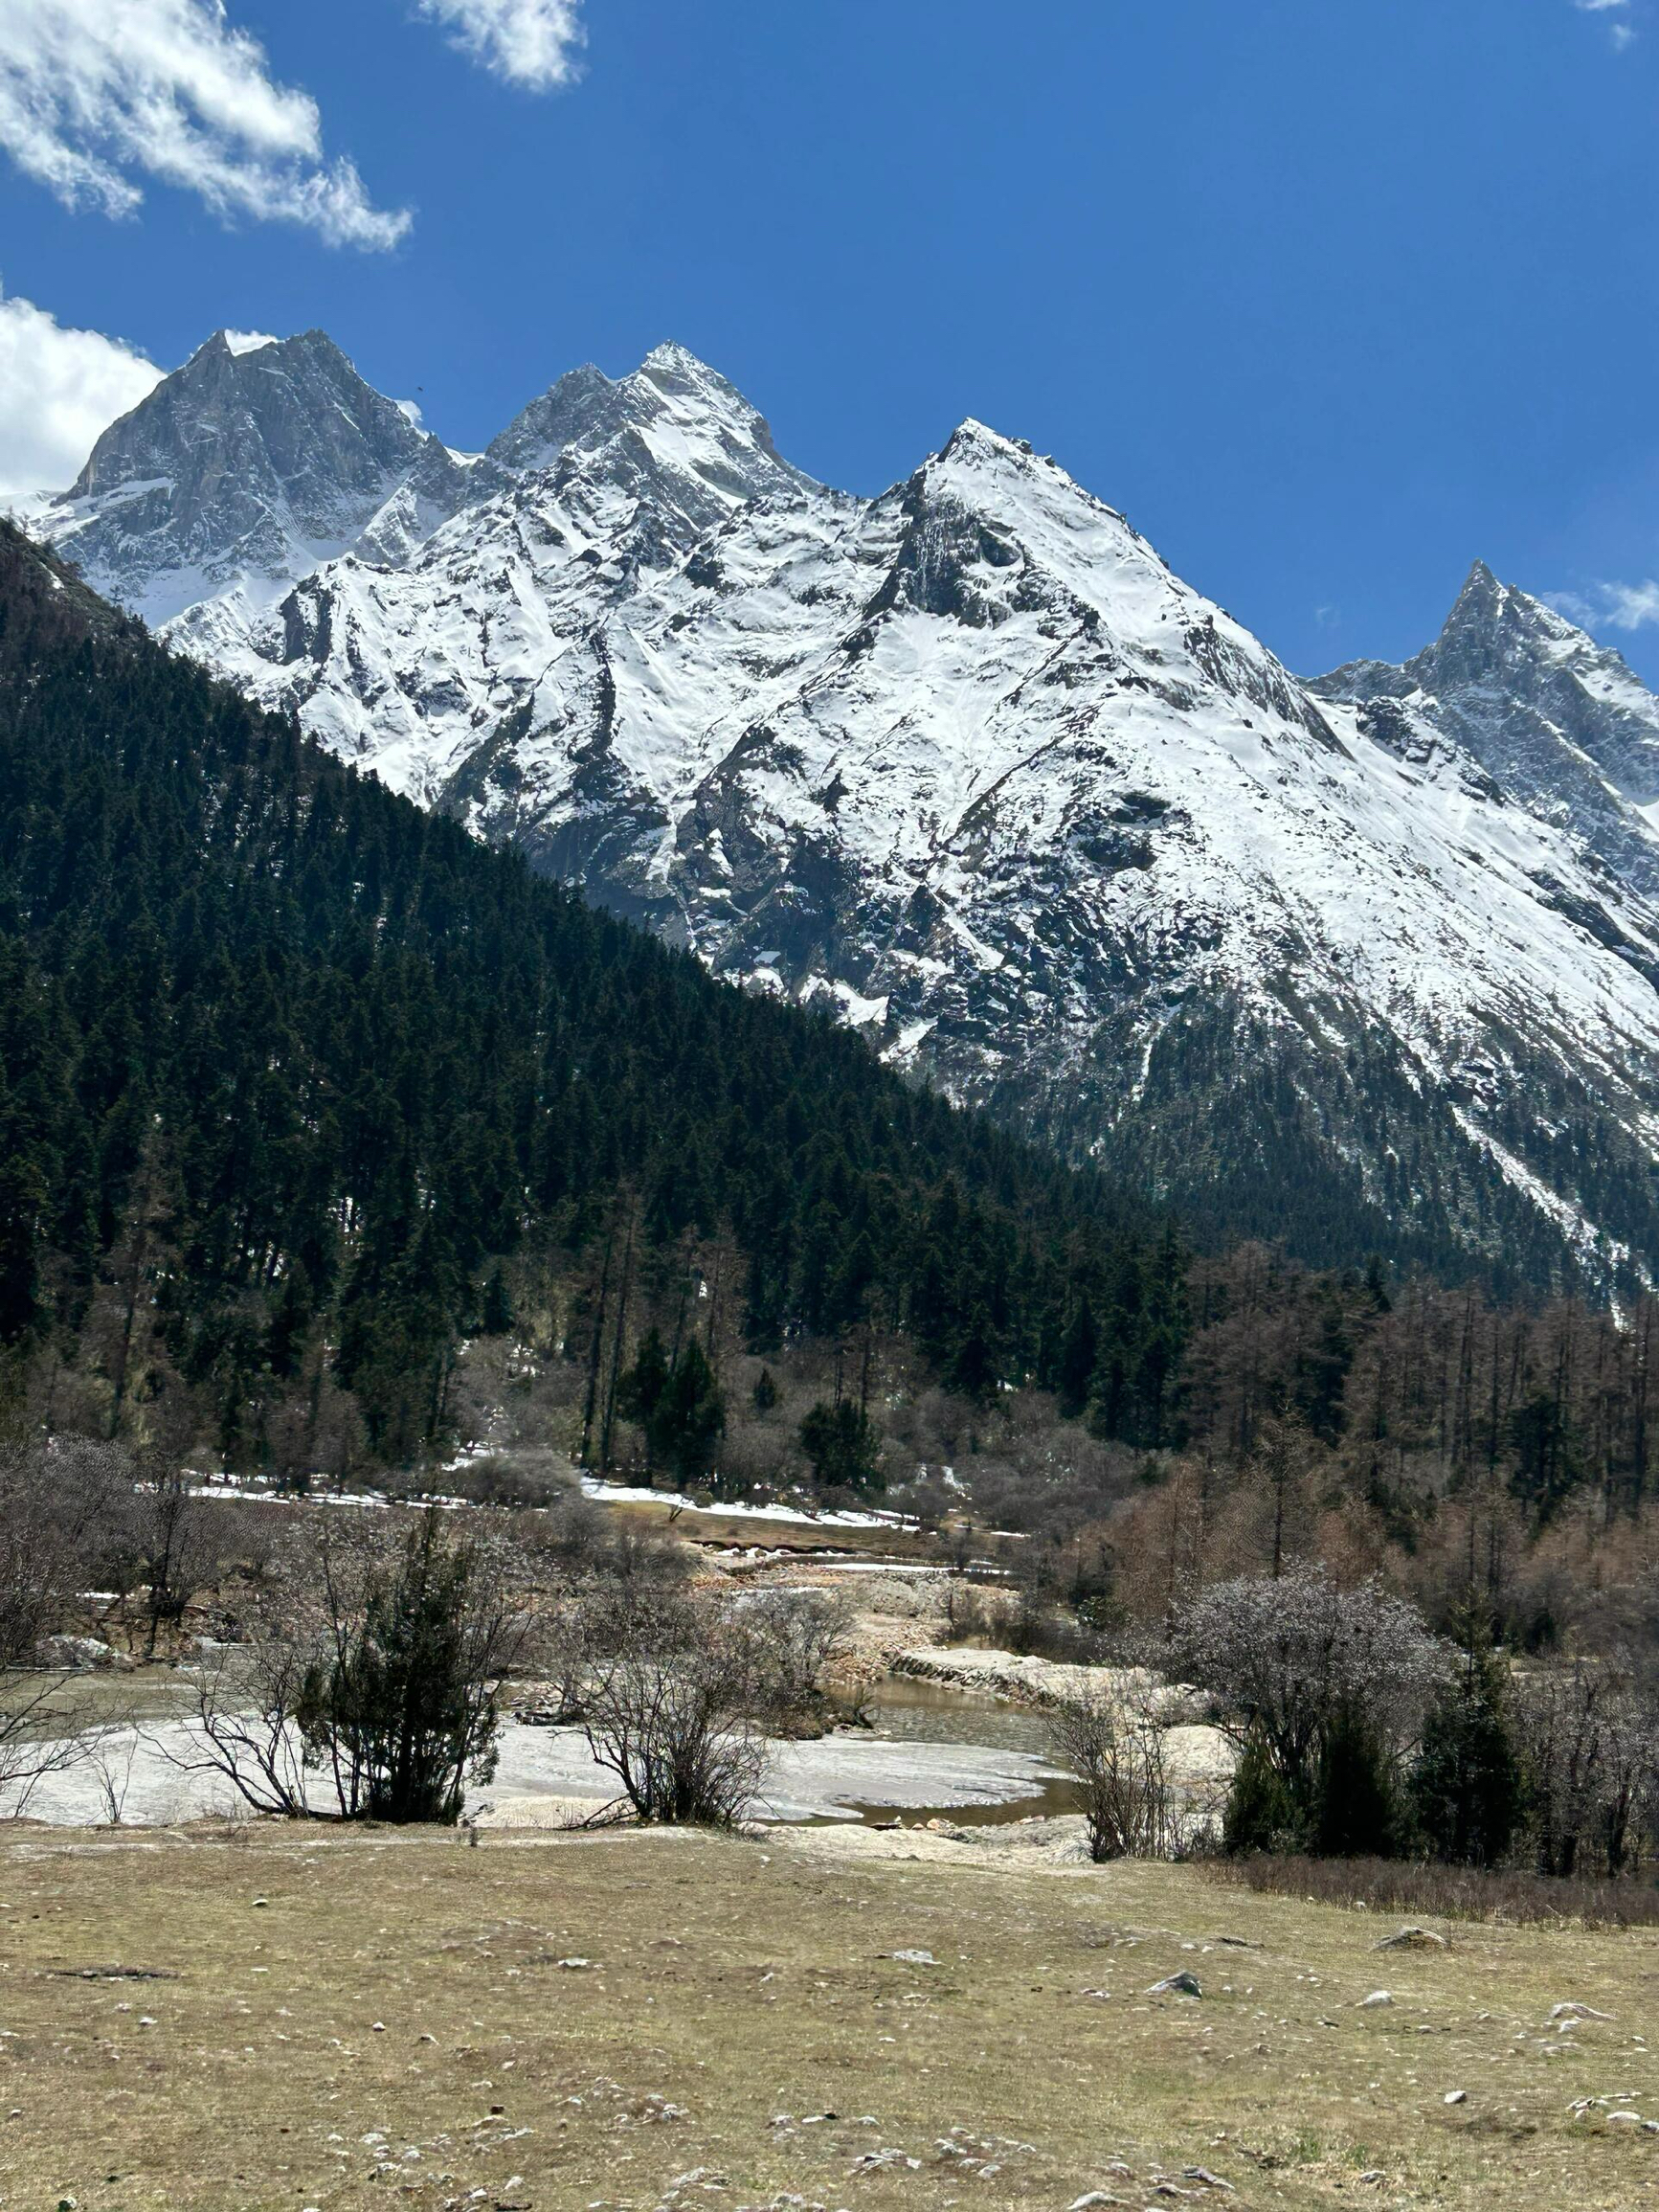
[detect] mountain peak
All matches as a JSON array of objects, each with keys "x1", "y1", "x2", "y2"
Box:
[
  {"x1": 637, "y1": 340, "x2": 721, "y2": 381},
  {"x1": 486, "y1": 342, "x2": 811, "y2": 521},
  {"x1": 46, "y1": 323, "x2": 443, "y2": 624}
]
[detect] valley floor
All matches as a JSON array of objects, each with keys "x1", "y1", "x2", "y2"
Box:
[{"x1": 0, "y1": 1820, "x2": 1654, "y2": 2212}]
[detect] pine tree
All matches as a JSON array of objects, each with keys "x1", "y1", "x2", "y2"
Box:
[
  {"x1": 1312, "y1": 1698, "x2": 1402, "y2": 1859},
  {"x1": 1411, "y1": 1636, "x2": 1523, "y2": 1867},
  {"x1": 480, "y1": 1265, "x2": 513, "y2": 1337},
  {"x1": 798, "y1": 1398, "x2": 884, "y2": 1493},
  {"x1": 647, "y1": 1341, "x2": 725, "y2": 1483}
]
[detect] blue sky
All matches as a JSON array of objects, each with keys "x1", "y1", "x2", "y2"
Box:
[{"x1": 2, "y1": 0, "x2": 1657, "y2": 678}]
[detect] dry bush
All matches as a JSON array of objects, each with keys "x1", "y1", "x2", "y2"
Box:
[
  {"x1": 1200, "y1": 1852, "x2": 1659, "y2": 1930},
  {"x1": 570, "y1": 1587, "x2": 763, "y2": 1826},
  {"x1": 735, "y1": 1589, "x2": 851, "y2": 1731},
  {"x1": 562, "y1": 1582, "x2": 849, "y2": 1824},
  {"x1": 1047, "y1": 1681, "x2": 1178, "y2": 1862},
  {"x1": 438, "y1": 1454, "x2": 572, "y2": 1509}
]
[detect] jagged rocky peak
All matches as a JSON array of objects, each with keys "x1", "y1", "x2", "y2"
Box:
[
  {"x1": 69, "y1": 327, "x2": 422, "y2": 502},
  {"x1": 44, "y1": 327, "x2": 491, "y2": 626},
  {"x1": 41, "y1": 330, "x2": 1659, "y2": 1287},
  {"x1": 1314, "y1": 560, "x2": 1659, "y2": 897},
  {"x1": 487, "y1": 340, "x2": 814, "y2": 517}
]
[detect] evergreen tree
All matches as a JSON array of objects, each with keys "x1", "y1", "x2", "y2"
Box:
[
  {"x1": 798, "y1": 1397, "x2": 884, "y2": 1492},
  {"x1": 646, "y1": 1341, "x2": 725, "y2": 1483},
  {"x1": 1222, "y1": 1730, "x2": 1302, "y2": 1855},
  {"x1": 1056, "y1": 1295, "x2": 1098, "y2": 1420},
  {"x1": 300, "y1": 1510, "x2": 501, "y2": 1824},
  {"x1": 480, "y1": 1265, "x2": 513, "y2": 1337},
  {"x1": 1311, "y1": 1697, "x2": 1402, "y2": 1859},
  {"x1": 1411, "y1": 1639, "x2": 1523, "y2": 1868},
  {"x1": 617, "y1": 1326, "x2": 670, "y2": 1435}
]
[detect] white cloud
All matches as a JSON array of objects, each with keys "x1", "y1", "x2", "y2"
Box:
[
  {"x1": 1573, "y1": 0, "x2": 1638, "y2": 47},
  {"x1": 222, "y1": 328, "x2": 278, "y2": 355},
  {"x1": 415, "y1": 0, "x2": 584, "y2": 89},
  {"x1": 1590, "y1": 580, "x2": 1659, "y2": 628},
  {"x1": 395, "y1": 396, "x2": 424, "y2": 427},
  {"x1": 0, "y1": 0, "x2": 412, "y2": 248},
  {"x1": 0, "y1": 288, "x2": 163, "y2": 507},
  {"x1": 1546, "y1": 580, "x2": 1659, "y2": 631}
]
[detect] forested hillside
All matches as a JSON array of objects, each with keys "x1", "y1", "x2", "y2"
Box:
[{"x1": 0, "y1": 520, "x2": 1183, "y2": 1466}]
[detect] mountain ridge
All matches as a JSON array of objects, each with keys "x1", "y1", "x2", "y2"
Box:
[{"x1": 31, "y1": 335, "x2": 1659, "y2": 1292}]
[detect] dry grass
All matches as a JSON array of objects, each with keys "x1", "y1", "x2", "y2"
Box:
[
  {"x1": 0, "y1": 1819, "x2": 1655, "y2": 2211},
  {"x1": 1201, "y1": 1853, "x2": 1659, "y2": 1930}
]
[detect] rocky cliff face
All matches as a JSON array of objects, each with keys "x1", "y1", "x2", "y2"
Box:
[
  {"x1": 36, "y1": 338, "x2": 1659, "y2": 1289},
  {"x1": 1316, "y1": 561, "x2": 1659, "y2": 903},
  {"x1": 39, "y1": 329, "x2": 503, "y2": 624}
]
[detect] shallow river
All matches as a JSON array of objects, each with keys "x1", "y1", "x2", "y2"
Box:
[{"x1": 9, "y1": 1673, "x2": 1075, "y2": 1831}]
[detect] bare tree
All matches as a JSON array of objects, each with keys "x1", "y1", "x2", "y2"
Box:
[
  {"x1": 134, "y1": 1465, "x2": 216, "y2": 1656},
  {"x1": 1515, "y1": 1656, "x2": 1655, "y2": 1880},
  {"x1": 566, "y1": 1584, "x2": 844, "y2": 1826},
  {"x1": 0, "y1": 1437, "x2": 130, "y2": 1813},
  {"x1": 1047, "y1": 1678, "x2": 1178, "y2": 1861}
]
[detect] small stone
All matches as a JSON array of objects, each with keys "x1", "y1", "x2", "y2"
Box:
[
  {"x1": 1067, "y1": 2195, "x2": 1123, "y2": 2209},
  {"x1": 251, "y1": 1897, "x2": 269, "y2": 1908},
  {"x1": 1357, "y1": 1991, "x2": 1394, "y2": 2009},
  {"x1": 888, "y1": 1950, "x2": 937, "y2": 1966},
  {"x1": 1146, "y1": 1972, "x2": 1202, "y2": 1998},
  {"x1": 1443, "y1": 2089, "x2": 1467, "y2": 2106},
  {"x1": 371, "y1": 2020, "x2": 386, "y2": 2032},
  {"x1": 1549, "y1": 2000, "x2": 1613, "y2": 2022},
  {"x1": 1606, "y1": 2111, "x2": 1644, "y2": 2127},
  {"x1": 557, "y1": 1957, "x2": 594, "y2": 1970},
  {"x1": 1356, "y1": 2173, "x2": 1384, "y2": 2186}
]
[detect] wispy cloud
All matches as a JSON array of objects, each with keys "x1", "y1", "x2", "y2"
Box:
[
  {"x1": 0, "y1": 0, "x2": 412, "y2": 248},
  {"x1": 1547, "y1": 580, "x2": 1659, "y2": 630},
  {"x1": 0, "y1": 287, "x2": 163, "y2": 506},
  {"x1": 1573, "y1": 0, "x2": 1637, "y2": 50},
  {"x1": 415, "y1": 0, "x2": 585, "y2": 89}
]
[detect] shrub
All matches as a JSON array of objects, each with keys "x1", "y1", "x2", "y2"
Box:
[{"x1": 1047, "y1": 1681, "x2": 1177, "y2": 1861}]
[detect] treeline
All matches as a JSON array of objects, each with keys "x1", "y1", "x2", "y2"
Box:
[
  {"x1": 1177, "y1": 1242, "x2": 1659, "y2": 1522},
  {"x1": 0, "y1": 520, "x2": 1181, "y2": 1469}
]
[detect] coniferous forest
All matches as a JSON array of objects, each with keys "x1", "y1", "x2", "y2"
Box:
[
  {"x1": 8, "y1": 507, "x2": 1659, "y2": 1604},
  {"x1": 0, "y1": 520, "x2": 1187, "y2": 1466}
]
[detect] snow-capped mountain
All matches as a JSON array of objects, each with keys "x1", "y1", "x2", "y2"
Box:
[
  {"x1": 36, "y1": 329, "x2": 504, "y2": 627},
  {"x1": 38, "y1": 338, "x2": 1659, "y2": 1289},
  {"x1": 1315, "y1": 561, "x2": 1659, "y2": 905}
]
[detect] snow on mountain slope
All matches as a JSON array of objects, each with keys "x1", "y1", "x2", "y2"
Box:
[
  {"x1": 34, "y1": 329, "x2": 505, "y2": 627},
  {"x1": 39, "y1": 337, "x2": 1659, "y2": 1286},
  {"x1": 1315, "y1": 562, "x2": 1659, "y2": 904}
]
